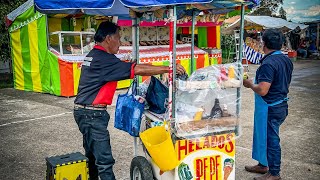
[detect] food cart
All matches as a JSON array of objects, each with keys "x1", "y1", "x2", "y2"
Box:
[
  {"x1": 122, "y1": 1, "x2": 258, "y2": 180},
  {"x1": 34, "y1": 0, "x2": 259, "y2": 180}
]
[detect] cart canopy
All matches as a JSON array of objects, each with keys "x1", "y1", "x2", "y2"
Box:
[{"x1": 34, "y1": 0, "x2": 260, "y2": 15}]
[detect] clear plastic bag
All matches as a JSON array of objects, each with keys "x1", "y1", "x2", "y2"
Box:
[{"x1": 173, "y1": 62, "x2": 243, "y2": 138}]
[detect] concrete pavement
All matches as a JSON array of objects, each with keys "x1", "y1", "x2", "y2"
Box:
[{"x1": 0, "y1": 60, "x2": 319, "y2": 180}]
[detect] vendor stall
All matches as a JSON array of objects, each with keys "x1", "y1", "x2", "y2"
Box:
[
  {"x1": 224, "y1": 15, "x2": 309, "y2": 34},
  {"x1": 222, "y1": 15, "x2": 309, "y2": 64},
  {"x1": 6, "y1": 0, "x2": 99, "y2": 97}
]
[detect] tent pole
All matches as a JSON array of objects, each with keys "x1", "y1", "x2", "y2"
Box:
[
  {"x1": 132, "y1": 18, "x2": 140, "y2": 65},
  {"x1": 168, "y1": 6, "x2": 177, "y2": 120},
  {"x1": 132, "y1": 17, "x2": 140, "y2": 157},
  {"x1": 238, "y1": 4, "x2": 245, "y2": 63},
  {"x1": 191, "y1": 9, "x2": 196, "y2": 73},
  {"x1": 235, "y1": 3, "x2": 245, "y2": 136},
  {"x1": 172, "y1": 6, "x2": 177, "y2": 119}
]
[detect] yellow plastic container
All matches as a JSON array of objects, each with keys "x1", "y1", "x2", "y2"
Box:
[
  {"x1": 228, "y1": 65, "x2": 236, "y2": 79},
  {"x1": 140, "y1": 126, "x2": 179, "y2": 171},
  {"x1": 193, "y1": 108, "x2": 204, "y2": 121}
]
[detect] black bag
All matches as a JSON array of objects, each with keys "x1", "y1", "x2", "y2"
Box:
[{"x1": 145, "y1": 76, "x2": 168, "y2": 114}]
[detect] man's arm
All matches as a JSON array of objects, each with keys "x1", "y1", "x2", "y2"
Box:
[
  {"x1": 243, "y1": 79, "x2": 271, "y2": 96},
  {"x1": 134, "y1": 64, "x2": 186, "y2": 76}
]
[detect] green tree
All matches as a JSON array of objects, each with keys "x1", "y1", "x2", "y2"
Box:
[
  {"x1": 250, "y1": 0, "x2": 287, "y2": 20},
  {"x1": 0, "y1": 0, "x2": 27, "y2": 62},
  {"x1": 278, "y1": 7, "x2": 286, "y2": 20}
]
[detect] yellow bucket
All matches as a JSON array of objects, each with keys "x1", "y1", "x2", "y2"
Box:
[{"x1": 140, "y1": 126, "x2": 179, "y2": 171}]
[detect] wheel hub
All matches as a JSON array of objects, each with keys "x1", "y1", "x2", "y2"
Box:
[{"x1": 133, "y1": 166, "x2": 142, "y2": 180}]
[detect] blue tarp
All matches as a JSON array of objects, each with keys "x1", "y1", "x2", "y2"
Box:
[
  {"x1": 34, "y1": 0, "x2": 260, "y2": 15},
  {"x1": 34, "y1": 0, "x2": 130, "y2": 16},
  {"x1": 121, "y1": 0, "x2": 211, "y2": 7}
]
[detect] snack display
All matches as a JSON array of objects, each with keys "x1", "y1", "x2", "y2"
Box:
[
  {"x1": 49, "y1": 31, "x2": 95, "y2": 56},
  {"x1": 174, "y1": 62, "x2": 243, "y2": 138},
  {"x1": 118, "y1": 44, "x2": 207, "y2": 61},
  {"x1": 245, "y1": 37, "x2": 264, "y2": 54}
]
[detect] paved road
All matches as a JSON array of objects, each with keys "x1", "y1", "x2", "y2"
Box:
[{"x1": 0, "y1": 60, "x2": 319, "y2": 180}]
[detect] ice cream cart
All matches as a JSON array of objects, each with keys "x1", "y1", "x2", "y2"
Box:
[{"x1": 125, "y1": 1, "x2": 258, "y2": 180}]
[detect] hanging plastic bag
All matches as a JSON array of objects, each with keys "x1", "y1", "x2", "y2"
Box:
[
  {"x1": 145, "y1": 76, "x2": 169, "y2": 114},
  {"x1": 115, "y1": 79, "x2": 145, "y2": 137}
]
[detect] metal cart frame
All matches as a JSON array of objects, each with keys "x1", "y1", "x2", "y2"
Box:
[{"x1": 130, "y1": 2, "x2": 249, "y2": 180}]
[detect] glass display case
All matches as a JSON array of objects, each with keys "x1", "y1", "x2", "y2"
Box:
[{"x1": 49, "y1": 31, "x2": 95, "y2": 55}]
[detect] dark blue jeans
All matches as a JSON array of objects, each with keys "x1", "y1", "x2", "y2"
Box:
[
  {"x1": 74, "y1": 108, "x2": 115, "y2": 180},
  {"x1": 266, "y1": 104, "x2": 288, "y2": 176}
]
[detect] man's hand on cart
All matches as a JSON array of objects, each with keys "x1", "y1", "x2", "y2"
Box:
[
  {"x1": 134, "y1": 63, "x2": 186, "y2": 76},
  {"x1": 243, "y1": 78, "x2": 253, "y2": 89},
  {"x1": 243, "y1": 72, "x2": 253, "y2": 88},
  {"x1": 176, "y1": 63, "x2": 186, "y2": 75}
]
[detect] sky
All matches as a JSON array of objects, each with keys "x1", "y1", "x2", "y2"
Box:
[{"x1": 283, "y1": 0, "x2": 320, "y2": 23}]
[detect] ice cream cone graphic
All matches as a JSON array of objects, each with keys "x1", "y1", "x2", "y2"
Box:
[
  {"x1": 178, "y1": 162, "x2": 193, "y2": 180},
  {"x1": 223, "y1": 158, "x2": 235, "y2": 180}
]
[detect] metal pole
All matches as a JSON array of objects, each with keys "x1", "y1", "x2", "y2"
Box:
[
  {"x1": 191, "y1": 9, "x2": 196, "y2": 74},
  {"x1": 172, "y1": 6, "x2": 177, "y2": 119},
  {"x1": 168, "y1": 7, "x2": 177, "y2": 120},
  {"x1": 80, "y1": 33, "x2": 84, "y2": 54},
  {"x1": 132, "y1": 18, "x2": 140, "y2": 65},
  {"x1": 133, "y1": 17, "x2": 140, "y2": 157},
  {"x1": 135, "y1": 18, "x2": 140, "y2": 66},
  {"x1": 59, "y1": 32, "x2": 63, "y2": 55},
  {"x1": 235, "y1": 3, "x2": 245, "y2": 136},
  {"x1": 238, "y1": 4, "x2": 245, "y2": 63}
]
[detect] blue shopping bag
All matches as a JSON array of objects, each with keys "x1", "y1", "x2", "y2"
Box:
[{"x1": 115, "y1": 79, "x2": 145, "y2": 137}]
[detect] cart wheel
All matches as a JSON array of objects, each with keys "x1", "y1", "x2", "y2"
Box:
[{"x1": 130, "y1": 156, "x2": 153, "y2": 180}]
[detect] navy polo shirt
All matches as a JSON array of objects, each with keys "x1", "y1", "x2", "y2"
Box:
[
  {"x1": 74, "y1": 45, "x2": 135, "y2": 105},
  {"x1": 256, "y1": 51, "x2": 293, "y2": 104}
]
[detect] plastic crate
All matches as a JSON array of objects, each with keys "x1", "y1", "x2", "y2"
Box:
[{"x1": 46, "y1": 152, "x2": 89, "y2": 180}]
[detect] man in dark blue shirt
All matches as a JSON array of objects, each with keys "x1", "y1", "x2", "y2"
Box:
[
  {"x1": 74, "y1": 21, "x2": 186, "y2": 180},
  {"x1": 243, "y1": 29, "x2": 293, "y2": 180}
]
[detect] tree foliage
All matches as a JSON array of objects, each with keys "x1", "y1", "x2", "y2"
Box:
[
  {"x1": 250, "y1": 0, "x2": 286, "y2": 20},
  {"x1": 0, "y1": 0, "x2": 28, "y2": 62}
]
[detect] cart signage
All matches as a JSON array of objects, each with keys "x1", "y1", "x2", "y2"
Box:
[
  {"x1": 176, "y1": 133, "x2": 235, "y2": 161},
  {"x1": 194, "y1": 154, "x2": 221, "y2": 180},
  {"x1": 175, "y1": 133, "x2": 235, "y2": 180}
]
